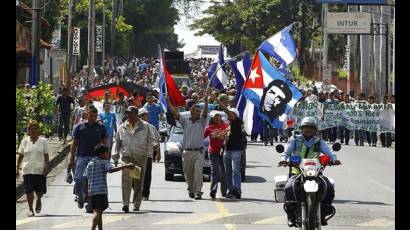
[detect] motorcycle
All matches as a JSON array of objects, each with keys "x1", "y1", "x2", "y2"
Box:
[{"x1": 273, "y1": 143, "x2": 341, "y2": 229}]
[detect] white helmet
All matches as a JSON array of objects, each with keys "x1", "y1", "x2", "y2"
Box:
[{"x1": 300, "y1": 117, "x2": 317, "y2": 129}]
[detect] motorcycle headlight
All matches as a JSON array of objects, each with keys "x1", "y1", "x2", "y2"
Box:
[
  {"x1": 166, "y1": 142, "x2": 181, "y2": 154},
  {"x1": 305, "y1": 168, "x2": 317, "y2": 177}
]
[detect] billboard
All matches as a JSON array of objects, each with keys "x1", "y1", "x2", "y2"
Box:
[
  {"x1": 96, "y1": 25, "x2": 103, "y2": 52},
  {"x1": 326, "y1": 12, "x2": 371, "y2": 34},
  {"x1": 316, "y1": 0, "x2": 386, "y2": 3},
  {"x1": 73, "y1": 27, "x2": 81, "y2": 55},
  {"x1": 198, "y1": 45, "x2": 220, "y2": 55}
]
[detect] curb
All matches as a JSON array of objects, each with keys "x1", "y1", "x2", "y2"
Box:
[{"x1": 16, "y1": 144, "x2": 71, "y2": 200}]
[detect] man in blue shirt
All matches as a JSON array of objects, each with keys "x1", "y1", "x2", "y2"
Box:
[
  {"x1": 69, "y1": 108, "x2": 107, "y2": 212},
  {"x1": 99, "y1": 102, "x2": 117, "y2": 160},
  {"x1": 279, "y1": 117, "x2": 341, "y2": 227},
  {"x1": 143, "y1": 93, "x2": 164, "y2": 130}
]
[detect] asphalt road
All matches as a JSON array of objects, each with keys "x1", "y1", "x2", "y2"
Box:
[{"x1": 16, "y1": 141, "x2": 395, "y2": 230}]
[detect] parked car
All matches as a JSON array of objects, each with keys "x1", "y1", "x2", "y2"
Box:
[{"x1": 164, "y1": 111, "x2": 247, "y2": 181}]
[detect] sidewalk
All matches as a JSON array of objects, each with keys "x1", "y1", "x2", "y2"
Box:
[{"x1": 16, "y1": 136, "x2": 71, "y2": 200}]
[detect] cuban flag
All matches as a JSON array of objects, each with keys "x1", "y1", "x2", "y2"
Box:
[
  {"x1": 243, "y1": 51, "x2": 302, "y2": 128},
  {"x1": 229, "y1": 53, "x2": 262, "y2": 135},
  {"x1": 208, "y1": 46, "x2": 228, "y2": 90},
  {"x1": 259, "y1": 23, "x2": 297, "y2": 68}
]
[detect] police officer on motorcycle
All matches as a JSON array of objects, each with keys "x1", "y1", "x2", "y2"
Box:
[{"x1": 279, "y1": 117, "x2": 341, "y2": 227}]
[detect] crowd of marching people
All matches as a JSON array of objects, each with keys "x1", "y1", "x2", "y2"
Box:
[{"x1": 16, "y1": 54, "x2": 394, "y2": 230}]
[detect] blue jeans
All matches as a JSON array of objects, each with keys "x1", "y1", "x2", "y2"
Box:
[
  {"x1": 224, "y1": 150, "x2": 242, "y2": 194},
  {"x1": 209, "y1": 153, "x2": 227, "y2": 195},
  {"x1": 74, "y1": 156, "x2": 93, "y2": 209}
]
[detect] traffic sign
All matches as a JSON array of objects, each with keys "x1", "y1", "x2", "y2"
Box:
[{"x1": 326, "y1": 12, "x2": 371, "y2": 34}]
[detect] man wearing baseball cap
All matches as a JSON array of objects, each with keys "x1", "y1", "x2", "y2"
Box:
[
  {"x1": 113, "y1": 106, "x2": 158, "y2": 212},
  {"x1": 167, "y1": 92, "x2": 209, "y2": 200}
]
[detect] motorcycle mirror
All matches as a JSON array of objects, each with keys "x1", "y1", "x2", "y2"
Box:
[
  {"x1": 276, "y1": 144, "x2": 285, "y2": 153},
  {"x1": 332, "y1": 142, "x2": 341, "y2": 152}
]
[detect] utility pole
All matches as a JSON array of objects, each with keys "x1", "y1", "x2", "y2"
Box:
[
  {"x1": 299, "y1": 1, "x2": 307, "y2": 76},
  {"x1": 380, "y1": 5, "x2": 388, "y2": 96},
  {"x1": 111, "y1": 0, "x2": 117, "y2": 57},
  {"x1": 347, "y1": 5, "x2": 354, "y2": 96},
  {"x1": 102, "y1": 4, "x2": 106, "y2": 75},
  {"x1": 118, "y1": 0, "x2": 123, "y2": 15},
  {"x1": 322, "y1": 3, "x2": 328, "y2": 83},
  {"x1": 392, "y1": 6, "x2": 395, "y2": 95},
  {"x1": 49, "y1": 56, "x2": 53, "y2": 85},
  {"x1": 30, "y1": 0, "x2": 41, "y2": 86},
  {"x1": 87, "y1": 0, "x2": 96, "y2": 88},
  {"x1": 360, "y1": 5, "x2": 371, "y2": 97},
  {"x1": 67, "y1": 0, "x2": 74, "y2": 88},
  {"x1": 372, "y1": 6, "x2": 381, "y2": 100}
]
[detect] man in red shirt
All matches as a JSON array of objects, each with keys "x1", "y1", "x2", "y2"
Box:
[{"x1": 204, "y1": 110, "x2": 228, "y2": 199}]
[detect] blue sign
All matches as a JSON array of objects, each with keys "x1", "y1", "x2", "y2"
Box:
[{"x1": 316, "y1": 0, "x2": 386, "y2": 4}]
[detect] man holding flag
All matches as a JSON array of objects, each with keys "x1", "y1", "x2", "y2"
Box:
[
  {"x1": 229, "y1": 52, "x2": 263, "y2": 140},
  {"x1": 166, "y1": 93, "x2": 209, "y2": 200}
]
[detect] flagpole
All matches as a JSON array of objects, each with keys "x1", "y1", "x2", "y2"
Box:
[{"x1": 206, "y1": 50, "x2": 250, "y2": 94}]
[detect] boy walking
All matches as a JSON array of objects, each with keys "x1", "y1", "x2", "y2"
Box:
[{"x1": 84, "y1": 145, "x2": 136, "y2": 230}]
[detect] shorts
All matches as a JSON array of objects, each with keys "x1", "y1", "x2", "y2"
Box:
[
  {"x1": 90, "y1": 194, "x2": 109, "y2": 211},
  {"x1": 23, "y1": 174, "x2": 47, "y2": 194}
]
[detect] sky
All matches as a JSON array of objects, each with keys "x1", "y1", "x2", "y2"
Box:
[{"x1": 174, "y1": 2, "x2": 220, "y2": 55}]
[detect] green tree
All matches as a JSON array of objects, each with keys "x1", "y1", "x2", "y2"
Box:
[
  {"x1": 115, "y1": 15, "x2": 133, "y2": 56},
  {"x1": 16, "y1": 82, "x2": 55, "y2": 146},
  {"x1": 123, "y1": 0, "x2": 182, "y2": 56},
  {"x1": 190, "y1": 0, "x2": 351, "y2": 77},
  {"x1": 58, "y1": 0, "x2": 184, "y2": 63}
]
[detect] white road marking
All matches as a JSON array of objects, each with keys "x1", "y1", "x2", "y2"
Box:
[
  {"x1": 367, "y1": 178, "x2": 395, "y2": 194},
  {"x1": 16, "y1": 217, "x2": 41, "y2": 226},
  {"x1": 356, "y1": 217, "x2": 395, "y2": 227},
  {"x1": 51, "y1": 214, "x2": 130, "y2": 228},
  {"x1": 252, "y1": 215, "x2": 287, "y2": 224},
  {"x1": 153, "y1": 213, "x2": 239, "y2": 225}
]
